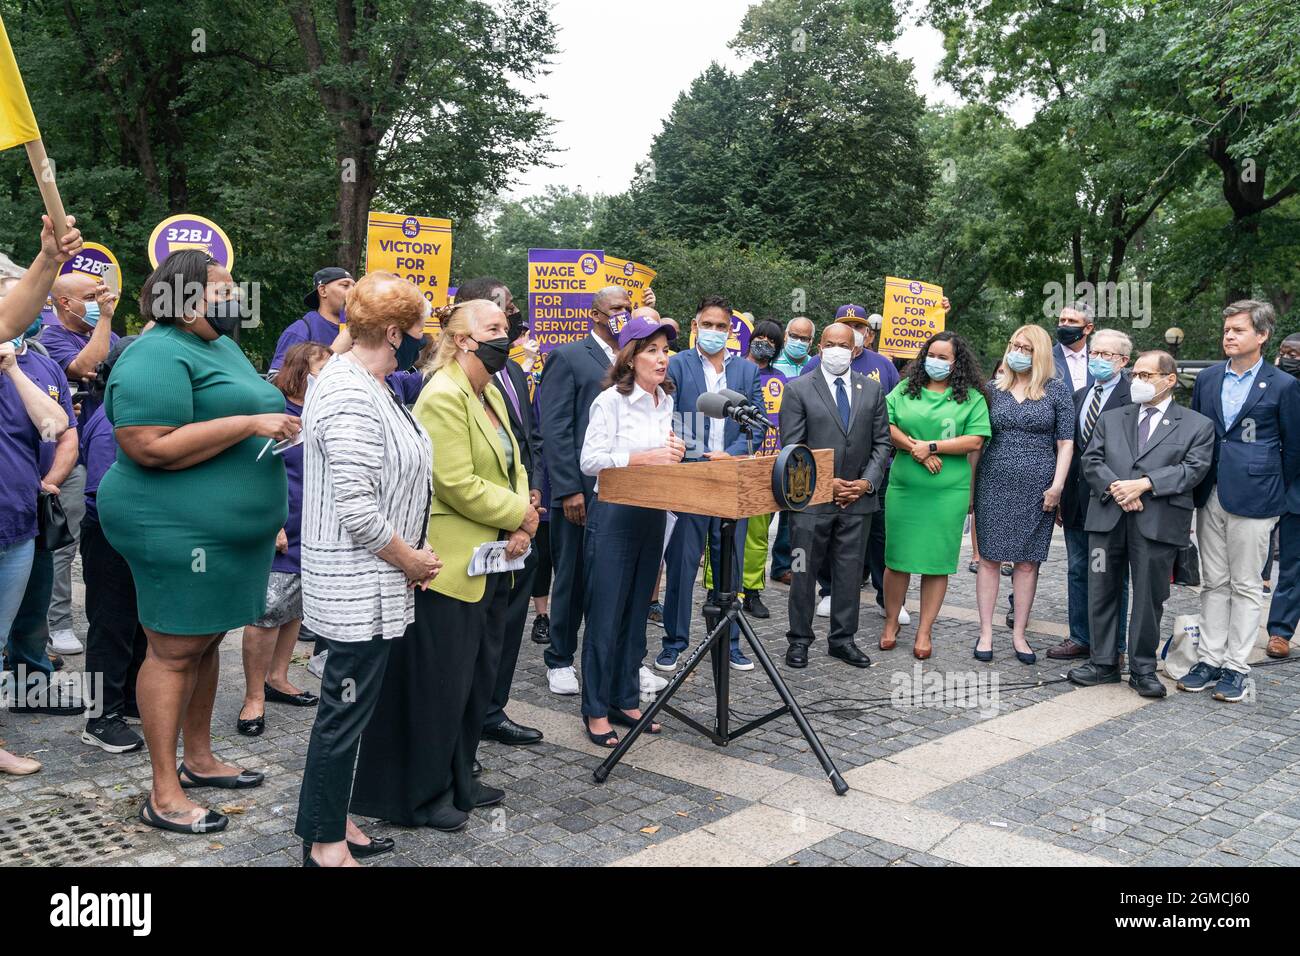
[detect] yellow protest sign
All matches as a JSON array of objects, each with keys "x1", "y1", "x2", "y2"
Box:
[
  {"x1": 602, "y1": 255, "x2": 656, "y2": 308},
  {"x1": 880, "y1": 276, "x2": 945, "y2": 359},
  {"x1": 365, "y1": 212, "x2": 452, "y2": 330}
]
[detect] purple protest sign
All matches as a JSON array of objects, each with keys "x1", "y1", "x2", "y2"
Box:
[
  {"x1": 60, "y1": 242, "x2": 120, "y2": 286},
  {"x1": 527, "y1": 249, "x2": 605, "y2": 355},
  {"x1": 148, "y1": 214, "x2": 234, "y2": 270}
]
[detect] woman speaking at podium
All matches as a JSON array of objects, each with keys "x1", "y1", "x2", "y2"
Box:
[{"x1": 578, "y1": 315, "x2": 686, "y2": 747}]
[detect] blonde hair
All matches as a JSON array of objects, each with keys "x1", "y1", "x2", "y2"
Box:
[
  {"x1": 427, "y1": 299, "x2": 504, "y2": 373},
  {"x1": 344, "y1": 272, "x2": 426, "y2": 346},
  {"x1": 995, "y1": 324, "x2": 1054, "y2": 401}
]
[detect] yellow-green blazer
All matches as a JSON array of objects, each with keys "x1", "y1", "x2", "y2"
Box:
[{"x1": 415, "y1": 360, "x2": 530, "y2": 603}]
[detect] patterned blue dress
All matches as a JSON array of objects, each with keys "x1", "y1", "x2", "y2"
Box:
[{"x1": 974, "y1": 376, "x2": 1074, "y2": 563}]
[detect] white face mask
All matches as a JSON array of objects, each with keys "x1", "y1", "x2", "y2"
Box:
[
  {"x1": 822, "y1": 346, "x2": 852, "y2": 376},
  {"x1": 852, "y1": 329, "x2": 864, "y2": 349},
  {"x1": 1130, "y1": 379, "x2": 1162, "y2": 405}
]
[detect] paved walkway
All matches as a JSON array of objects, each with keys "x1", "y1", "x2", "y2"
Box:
[{"x1": 2, "y1": 527, "x2": 1297, "y2": 867}]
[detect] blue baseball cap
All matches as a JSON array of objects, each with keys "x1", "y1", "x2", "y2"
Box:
[
  {"x1": 618, "y1": 314, "x2": 677, "y2": 349},
  {"x1": 835, "y1": 304, "x2": 869, "y2": 326}
]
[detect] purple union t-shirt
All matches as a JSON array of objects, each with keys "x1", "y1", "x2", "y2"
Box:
[
  {"x1": 39, "y1": 321, "x2": 119, "y2": 425},
  {"x1": 269, "y1": 309, "x2": 424, "y2": 404},
  {"x1": 0, "y1": 349, "x2": 76, "y2": 548}
]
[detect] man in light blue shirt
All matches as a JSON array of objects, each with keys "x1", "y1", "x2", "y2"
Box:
[
  {"x1": 773, "y1": 316, "x2": 814, "y2": 379},
  {"x1": 1221, "y1": 355, "x2": 1264, "y2": 429}
]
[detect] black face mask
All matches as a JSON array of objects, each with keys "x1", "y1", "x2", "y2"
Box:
[
  {"x1": 507, "y1": 310, "x2": 527, "y2": 344},
  {"x1": 750, "y1": 340, "x2": 777, "y2": 362},
  {"x1": 1056, "y1": 324, "x2": 1086, "y2": 346},
  {"x1": 206, "y1": 298, "x2": 243, "y2": 338},
  {"x1": 393, "y1": 330, "x2": 425, "y2": 370},
  {"x1": 472, "y1": 336, "x2": 511, "y2": 374},
  {"x1": 1280, "y1": 356, "x2": 1300, "y2": 378}
]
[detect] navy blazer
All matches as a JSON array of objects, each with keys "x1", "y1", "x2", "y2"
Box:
[
  {"x1": 537, "y1": 334, "x2": 612, "y2": 505},
  {"x1": 1051, "y1": 341, "x2": 1095, "y2": 392},
  {"x1": 667, "y1": 349, "x2": 764, "y2": 461},
  {"x1": 1060, "y1": 373, "x2": 1131, "y2": 529},
  {"x1": 1191, "y1": 360, "x2": 1300, "y2": 518}
]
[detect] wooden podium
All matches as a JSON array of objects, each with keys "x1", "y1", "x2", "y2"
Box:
[{"x1": 592, "y1": 447, "x2": 848, "y2": 796}]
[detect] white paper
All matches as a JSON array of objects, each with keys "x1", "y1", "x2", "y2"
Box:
[
  {"x1": 271, "y1": 433, "x2": 304, "y2": 456},
  {"x1": 468, "y1": 540, "x2": 531, "y2": 576}
]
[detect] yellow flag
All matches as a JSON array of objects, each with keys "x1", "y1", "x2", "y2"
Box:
[{"x1": 0, "y1": 14, "x2": 40, "y2": 151}]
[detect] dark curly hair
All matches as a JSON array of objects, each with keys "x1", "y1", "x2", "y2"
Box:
[
  {"x1": 604, "y1": 331, "x2": 676, "y2": 396},
  {"x1": 902, "y1": 331, "x2": 988, "y2": 405}
]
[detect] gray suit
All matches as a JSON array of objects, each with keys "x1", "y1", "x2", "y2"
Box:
[
  {"x1": 1082, "y1": 401, "x2": 1215, "y2": 674},
  {"x1": 780, "y1": 369, "x2": 890, "y2": 649}
]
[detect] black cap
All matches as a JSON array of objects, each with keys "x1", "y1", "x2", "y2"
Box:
[{"x1": 304, "y1": 267, "x2": 353, "y2": 308}]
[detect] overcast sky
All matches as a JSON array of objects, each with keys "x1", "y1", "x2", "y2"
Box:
[{"x1": 507, "y1": 0, "x2": 1031, "y2": 199}]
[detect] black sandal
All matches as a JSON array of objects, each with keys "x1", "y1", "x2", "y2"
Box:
[
  {"x1": 237, "y1": 713, "x2": 265, "y2": 737},
  {"x1": 264, "y1": 683, "x2": 319, "y2": 707},
  {"x1": 178, "y1": 762, "x2": 265, "y2": 790},
  {"x1": 608, "y1": 709, "x2": 661, "y2": 734},
  {"x1": 582, "y1": 716, "x2": 619, "y2": 749},
  {"x1": 139, "y1": 796, "x2": 228, "y2": 834}
]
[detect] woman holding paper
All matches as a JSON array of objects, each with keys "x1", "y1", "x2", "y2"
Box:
[
  {"x1": 294, "y1": 272, "x2": 439, "y2": 867},
  {"x1": 577, "y1": 314, "x2": 685, "y2": 747},
  {"x1": 350, "y1": 298, "x2": 537, "y2": 832}
]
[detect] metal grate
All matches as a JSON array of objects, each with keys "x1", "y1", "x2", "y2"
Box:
[{"x1": 0, "y1": 800, "x2": 136, "y2": 866}]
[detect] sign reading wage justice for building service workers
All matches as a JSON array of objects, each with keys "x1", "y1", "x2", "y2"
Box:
[
  {"x1": 528, "y1": 249, "x2": 606, "y2": 358},
  {"x1": 879, "y1": 276, "x2": 946, "y2": 359},
  {"x1": 365, "y1": 212, "x2": 453, "y2": 332}
]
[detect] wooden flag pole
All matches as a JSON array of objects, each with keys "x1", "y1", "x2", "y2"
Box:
[{"x1": 24, "y1": 138, "x2": 69, "y2": 241}]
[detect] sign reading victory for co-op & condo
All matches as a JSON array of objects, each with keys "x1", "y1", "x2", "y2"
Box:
[
  {"x1": 365, "y1": 212, "x2": 452, "y2": 330},
  {"x1": 528, "y1": 249, "x2": 605, "y2": 355},
  {"x1": 880, "y1": 276, "x2": 945, "y2": 359}
]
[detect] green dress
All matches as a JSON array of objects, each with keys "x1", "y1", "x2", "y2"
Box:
[
  {"x1": 97, "y1": 325, "x2": 288, "y2": 635},
  {"x1": 884, "y1": 379, "x2": 991, "y2": 575}
]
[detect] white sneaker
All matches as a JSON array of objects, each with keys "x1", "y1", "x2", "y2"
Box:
[
  {"x1": 547, "y1": 666, "x2": 579, "y2": 695},
  {"x1": 877, "y1": 605, "x2": 911, "y2": 625},
  {"x1": 640, "y1": 666, "x2": 668, "y2": 694},
  {"x1": 48, "y1": 629, "x2": 83, "y2": 655},
  {"x1": 307, "y1": 650, "x2": 328, "y2": 679},
  {"x1": 816, "y1": 595, "x2": 831, "y2": 618}
]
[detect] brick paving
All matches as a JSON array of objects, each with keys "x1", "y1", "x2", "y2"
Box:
[{"x1": 2, "y1": 527, "x2": 1297, "y2": 866}]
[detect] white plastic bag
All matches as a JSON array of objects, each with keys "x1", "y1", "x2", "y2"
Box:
[{"x1": 1160, "y1": 614, "x2": 1202, "y2": 680}]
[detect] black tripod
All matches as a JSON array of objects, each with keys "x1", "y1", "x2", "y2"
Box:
[{"x1": 593, "y1": 512, "x2": 849, "y2": 796}]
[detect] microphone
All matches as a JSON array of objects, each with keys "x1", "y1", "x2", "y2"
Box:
[{"x1": 698, "y1": 388, "x2": 775, "y2": 433}]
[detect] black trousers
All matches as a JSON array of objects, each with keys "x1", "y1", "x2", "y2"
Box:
[
  {"x1": 789, "y1": 510, "x2": 871, "y2": 650},
  {"x1": 294, "y1": 634, "x2": 393, "y2": 844},
  {"x1": 531, "y1": 520, "x2": 552, "y2": 599},
  {"x1": 80, "y1": 517, "x2": 147, "y2": 720},
  {"x1": 1087, "y1": 514, "x2": 1176, "y2": 676},
  {"x1": 546, "y1": 498, "x2": 590, "y2": 669},
  {"x1": 351, "y1": 576, "x2": 510, "y2": 821},
  {"x1": 484, "y1": 551, "x2": 538, "y2": 728},
  {"x1": 580, "y1": 501, "x2": 664, "y2": 717}
]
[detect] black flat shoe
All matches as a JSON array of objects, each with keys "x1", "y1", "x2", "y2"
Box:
[
  {"x1": 348, "y1": 836, "x2": 395, "y2": 859},
  {"x1": 1067, "y1": 662, "x2": 1121, "y2": 686},
  {"x1": 973, "y1": 638, "x2": 993, "y2": 663},
  {"x1": 1129, "y1": 672, "x2": 1167, "y2": 698},
  {"x1": 743, "y1": 593, "x2": 770, "y2": 619},
  {"x1": 530, "y1": 613, "x2": 551, "y2": 645},
  {"x1": 264, "y1": 683, "x2": 319, "y2": 707},
  {"x1": 178, "y1": 762, "x2": 265, "y2": 790},
  {"x1": 139, "y1": 796, "x2": 228, "y2": 834},
  {"x1": 237, "y1": 713, "x2": 265, "y2": 737},
  {"x1": 786, "y1": 645, "x2": 808, "y2": 668},
  {"x1": 608, "y1": 708, "x2": 661, "y2": 734},
  {"x1": 582, "y1": 716, "x2": 618, "y2": 749},
  {"x1": 828, "y1": 643, "x2": 871, "y2": 668},
  {"x1": 472, "y1": 784, "x2": 506, "y2": 808},
  {"x1": 302, "y1": 844, "x2": 319, "y2": 867}
]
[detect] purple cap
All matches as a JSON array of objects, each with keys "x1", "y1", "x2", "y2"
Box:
[
  {"x1": 618, "y1": 314, "x2": 677, "y2": 349},
  {"x1": 835, "y1": 304, "x2": 869, "y2": 326}
]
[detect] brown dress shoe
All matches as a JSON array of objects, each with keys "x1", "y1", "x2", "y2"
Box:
[
  {"x1": 1267, "y1": 636, "x2": 1291, "y2": 659},
  {"x1": 1046, "y1": 638, "x2": 1089, "y2": 660},
  {"x1": 771, "y1": 571, "x2": 792, "y2": 586}
]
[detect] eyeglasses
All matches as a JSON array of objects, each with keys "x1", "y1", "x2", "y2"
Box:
[
  {"x1": 1008, "y1": 344, "x2": 1033, "y2": 355},
  {"x1": 1088, "y1": 350, "x2": 1126, "y2": 361},
  {"x1": 787, "y1": 333, "x2": 812, "y2": 343},
  {"x1": 1131, "y1": 371, "x2": 1173, "y2": 383}
]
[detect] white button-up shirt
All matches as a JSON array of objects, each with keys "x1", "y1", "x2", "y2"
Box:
[
  {"x1": 592, "y1": 333, "x2": 616, "y2": 367},
  {"x1": 699, "y1": 347, "x2": 729, "y2": 454},
  {"x1": 580, "y1": 382, "x2": 675, "y2": 490}
]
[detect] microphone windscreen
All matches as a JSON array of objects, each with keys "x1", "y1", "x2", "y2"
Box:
[
  {"x1": 718, "y1": 388, "x2": 749, "y2": 405},
  {"x1": 697, "y1": 392, "x2": 731, "y2": 418}
]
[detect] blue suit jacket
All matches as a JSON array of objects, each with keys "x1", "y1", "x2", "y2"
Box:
[
  {"x1": 668, "y1": 349, "x2": 764, "y2": 461},
  {"x1": 1191, "y1": 360, "x2": 1300, "y2": 518},
  {"x1": 538, "y1": 334, "x2": 611, "y2": 505}
]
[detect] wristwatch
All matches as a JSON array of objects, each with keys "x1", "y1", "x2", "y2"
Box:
[{"x1": 928, "y1": 441, "x2": 938, "y2": 454}]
